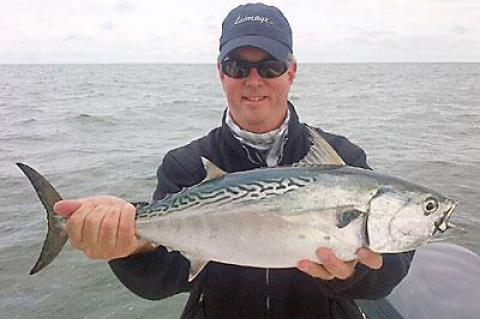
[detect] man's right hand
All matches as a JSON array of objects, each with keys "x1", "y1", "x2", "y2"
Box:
[{"x1": 54, "y1": 196, "x2": 155, "y2": 260}]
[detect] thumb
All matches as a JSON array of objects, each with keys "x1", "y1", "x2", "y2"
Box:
[{"x1": 54, "y1": 199, "x2": 82, "y2": 217}]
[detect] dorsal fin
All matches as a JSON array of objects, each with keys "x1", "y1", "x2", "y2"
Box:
[
  {"x1": 293, "y1": 125, "x2": 346, "y2": 167},
  {"x1": 201, "y1": 157, "x2": 227, "y2": 182},
  {"x1": 188, "y1": 258, "x2": 209, "y2": 282}
]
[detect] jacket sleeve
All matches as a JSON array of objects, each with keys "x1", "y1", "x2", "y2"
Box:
[
  {"x1": 108, "y1": 151, "x2": 198, "y2": 300},
  {"x1": 316, "y1": 135, "x2": 415, "y2": 299}
]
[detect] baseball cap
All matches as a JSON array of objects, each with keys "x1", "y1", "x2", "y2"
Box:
[{"x1": 218, "y1": 3, "x2": 293, "y2": 63}]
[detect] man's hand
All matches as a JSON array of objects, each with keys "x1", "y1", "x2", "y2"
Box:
[
  {"x1": 54, "y1": 196, "x2": 155, "y2": 260},
  {"x1": 297, "y1": 248, "x2": 383, "y2": 280}
]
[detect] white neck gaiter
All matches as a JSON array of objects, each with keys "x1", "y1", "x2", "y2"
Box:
[{"x1": 226, "y1": 109, "x2": 290, "y2": 167}]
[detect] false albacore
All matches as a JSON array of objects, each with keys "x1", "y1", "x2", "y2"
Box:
[{"x1": 17, "y1": 126, "x2": 457, "y2": 280}]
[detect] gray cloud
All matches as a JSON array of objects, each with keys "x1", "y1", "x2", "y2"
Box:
[
  {"x1": 100, "y1": 22, "x2": 117, "y2": 31},
  {"x1": 360, "y1": 30, "x2": 399, "y2": 39},
  {"x1": 114, "y1": 1, "x2": 136, "y2": 12},
  {"x1": 451, "y1": 25, "x2": 470, "y2": 35},
  {"x1": 334, "y1": 31, "x2": 480, "y2": 62},
  {"x1": 204, "y1": 23, "x2": 218, "y2": 33},
  {"x1": 64, "y1": 34, "x2": 93, "y2": 42},
  {"x1": 1, "y1": 1, "x2": 479, "y2": 63},
  {"x1": 64, "y1": 35, "x2": 77, "y2": 42}
]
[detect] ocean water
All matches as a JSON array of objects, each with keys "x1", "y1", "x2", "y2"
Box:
[{"x1": 0, "y1": 63, "x2": 479, "y2": 318}]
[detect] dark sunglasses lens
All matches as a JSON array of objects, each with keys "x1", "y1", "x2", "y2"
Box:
[
  {"x1": 222, "y1": 60, "x2": 288, "y2": 78},
  {"x1": 222, "y1": 60, "x2": 249, "y2": 78},
  {"x1": 257, "y1": 61, "x2": 287, "y2": 78}
]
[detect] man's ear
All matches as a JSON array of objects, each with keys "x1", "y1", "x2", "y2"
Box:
[
  {"x1": 217, "y1": 63, "x2": 227, "y2": 92},
  {"x1": 288, "y1": 62, "x2": 297, "y2": 83},
  {"x1": 217, "y1": 63, "x2": 225, "y2": 80}
]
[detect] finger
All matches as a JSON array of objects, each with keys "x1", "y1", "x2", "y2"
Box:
[
  {"x1": 357, "y1": 248, "x2": 383, "y2": 269},
  {"x1": 55, "y1": 197, "x2": 117, "y2": 216},
  {"x1": 82, "y1": 205, "x2": 109, "y2": 259},
  {"x1": 66, "y1": 201, "x2": 95, "y2": 249},
  {"x1": 57, "y1": 196, "x2": 126, "y2": 217},
  {"x1": 97, "y1": 204, "x2": 121, "y2": 258},
  {"x1": 54, "y1": 199, "x2": 82, "y2": 217},
  {"x1": 115, "y1": 203, "x2": 137, "y2": 258},
  {"x1": 316, "y1": 248, "x2": 355, "y2": 280},
  {"x1": 298, "y1": 260, "x2": 334, "y2": 280},
  {"x1": 84, "y1": 195, "x2": 127, "y2": 206}
]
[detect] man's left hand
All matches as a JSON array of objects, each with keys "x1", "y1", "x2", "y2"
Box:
[{"x1": 297, "y1": 248, "x2": 383, "y2": 280}]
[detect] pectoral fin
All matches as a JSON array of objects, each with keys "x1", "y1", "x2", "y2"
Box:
[{"x1": 336, "y1": 208, "x2": 365, "y2": 228}]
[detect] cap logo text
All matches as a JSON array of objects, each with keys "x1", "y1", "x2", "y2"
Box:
[{"x1": 234, "y1": 15, "x2": 274, "y2": 25}]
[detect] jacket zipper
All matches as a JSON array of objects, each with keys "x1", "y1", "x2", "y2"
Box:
[{"x1": 265, "y1": 268, "x2": 271, "y2": 317}]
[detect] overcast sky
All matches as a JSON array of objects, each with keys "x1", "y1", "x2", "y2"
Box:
[{"x1": 1, "y1": 0, "x2": 479, "y2": 63}]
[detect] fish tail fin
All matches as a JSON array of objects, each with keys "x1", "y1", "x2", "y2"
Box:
[{"x1": 16, "y1": 163, "x2": 69, "y2": 275}]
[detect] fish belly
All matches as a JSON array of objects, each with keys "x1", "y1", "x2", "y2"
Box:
[{"x1": 136, "y1": 205, "x2": 364, "y2": 267}]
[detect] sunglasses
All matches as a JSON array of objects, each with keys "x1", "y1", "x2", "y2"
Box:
[{"x1": 221, "y1": 59, "x2": 288, "y2": 79}]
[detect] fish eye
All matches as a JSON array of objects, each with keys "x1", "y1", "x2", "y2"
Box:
[{"x1": 423, "y1": 198, "x2": 439, "y2": 215}]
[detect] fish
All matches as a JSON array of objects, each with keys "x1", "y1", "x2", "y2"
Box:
[{"x1": 17, "y1": 126, "x2": 457, "y2": 280}]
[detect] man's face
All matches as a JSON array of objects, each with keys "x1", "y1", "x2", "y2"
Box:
[{"x1": 218, "y1": 47, "x2": 297, "y2": 133}]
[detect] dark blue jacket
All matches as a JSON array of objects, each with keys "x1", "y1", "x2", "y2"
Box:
[{"x1": 109, "y1": 103, "x2": 414, "y2": 319}]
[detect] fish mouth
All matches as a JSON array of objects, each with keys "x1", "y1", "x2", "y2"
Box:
[{"x1": 432, "y1": 202, "x2": 456, "y2": 235}]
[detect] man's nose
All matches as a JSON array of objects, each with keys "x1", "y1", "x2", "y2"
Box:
[{"x1": 245, "y1": 67, "x2": 263, "y2": 86}]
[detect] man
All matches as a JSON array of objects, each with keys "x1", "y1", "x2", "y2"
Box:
[{"x1": 55, "y1": 3, "x2": 413, "y2": 318}]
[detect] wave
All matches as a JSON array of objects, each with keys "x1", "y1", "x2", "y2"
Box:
[{"x1": 70, "y1": 113, "x2": 115, "y2": 125}]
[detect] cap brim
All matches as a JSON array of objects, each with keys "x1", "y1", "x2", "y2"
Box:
[{"x1": 219, "y1": 35, "x2": 290, "y2": 63}]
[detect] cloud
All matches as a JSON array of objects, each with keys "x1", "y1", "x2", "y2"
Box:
[
  {"x1": 100, "y1": 22, "x2": 116, "y2": 31},
  {"x1": 451, "y1": 25, "x2": 470, "y2": 35},
  {"x1": 64, "y1": 34, "x2": 93, "y2": 42},
  {"x1": 114, "y1": 1, "x2": 135, "y2": 12},
  {"x1": 64, "y1": 35, "x2": 79, "y2": 42},
  {"x1": 1, "y1": 1, "x2": 479, "y2": 63}
]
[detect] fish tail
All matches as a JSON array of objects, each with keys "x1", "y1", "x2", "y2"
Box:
[{"x1": 16, "y1": 163, "x2": 69, "y2": 275}]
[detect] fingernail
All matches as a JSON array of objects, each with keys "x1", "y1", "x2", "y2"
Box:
[
  {"x1": 63, "y1": 199, "x2": 79, "y2": 204},
  {"x1": 54, "y1": 199, "x2": 79, "y2": 207},
  {"x1": 54, "y1": 199, "x2": 82, "y2": 216},
  {"x1": 316, "y1": 248, "x2": 330, "y2": 262},
  {"x1": 298, "y1": 261, "x2": 310, "y2": 272}
]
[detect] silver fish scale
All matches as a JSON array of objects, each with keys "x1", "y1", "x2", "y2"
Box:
[{"x1": 137, "y1": 175, "x2": 316, "y2": 219}]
